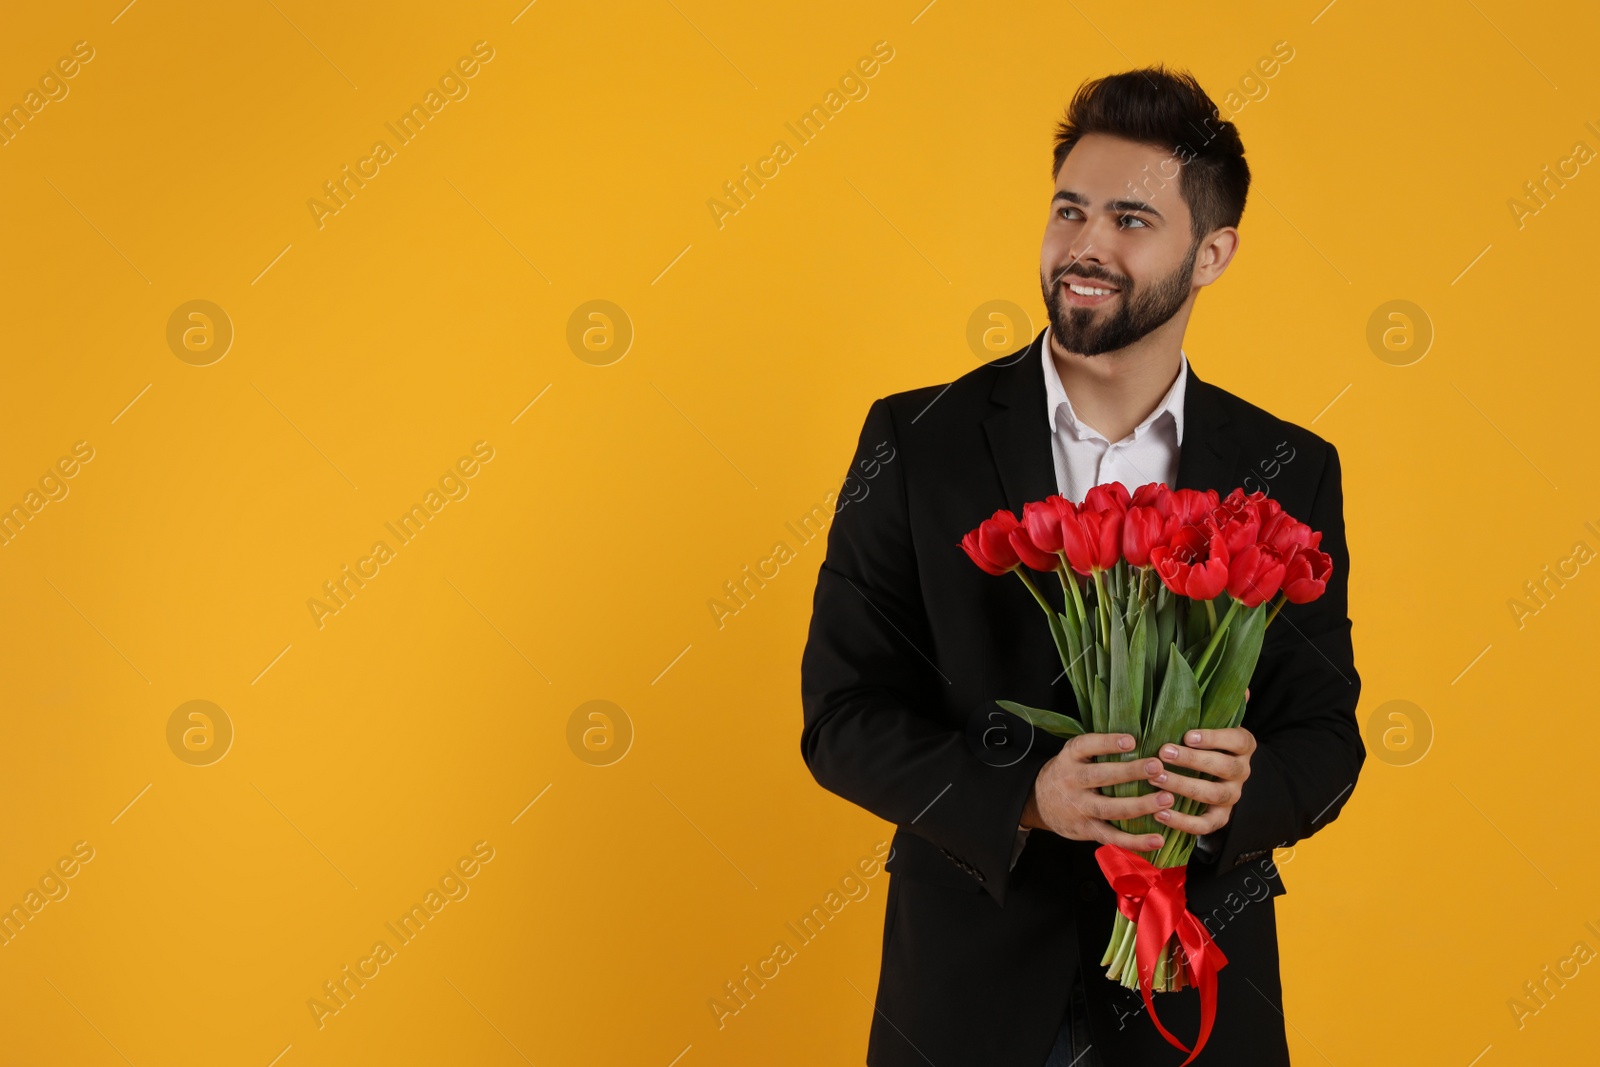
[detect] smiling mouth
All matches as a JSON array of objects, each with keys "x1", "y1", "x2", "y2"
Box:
[{"x1": 1061, "y1": 278, "x2": 1120, "y2": 305}]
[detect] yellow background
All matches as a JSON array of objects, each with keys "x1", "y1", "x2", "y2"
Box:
[{"x1": 1, "y1": 0, "x2": 1596, "y2": 1063}]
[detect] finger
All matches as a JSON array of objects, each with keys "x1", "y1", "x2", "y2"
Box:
[
  {"x1": 1085, "y1": 789, "x2": 1175, "y2": 822},
  {"x1": 1156, "y1": 742, "x2": 1246, "y2": 781},
  {"x1": 1152, "y1": 770, "x2": 1235, "y2": 806},
  {"x1": 1094, "y1": 822, "x2": 1167, "y2": 852},
  {"x1": 1080, "y1": 756, "x2": 1165, "y2": 790},
  {"x1": 1180, "y1": 727, "x2": 1256, "y2": 755},
  {"x1": 1245, "y1": 687, "x2": 1250, "y2": 701},
  {"x1": 1155, "y1": 805, "x2": 1228, "y2": 835},
  {"x1": 1065, "y1": 732, "x2": 1138, "y2": 762}
]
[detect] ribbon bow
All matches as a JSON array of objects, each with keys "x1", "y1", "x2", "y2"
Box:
[{"x1": 1094, "y1": 844, "x2": 1229, "y2": 1065}]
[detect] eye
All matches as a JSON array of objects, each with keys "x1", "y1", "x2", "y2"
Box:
[
  {"x1": 1119, "y1": 215, "x2": 1149, "y2": 229},
  {"x1": 1056, "y1": 206, "x2": 1082, "y2": 221}
]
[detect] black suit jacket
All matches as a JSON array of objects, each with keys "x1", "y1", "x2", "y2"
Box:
[{"x1": 799, "y1": 330, "x2": 1364, "y2": 1066}]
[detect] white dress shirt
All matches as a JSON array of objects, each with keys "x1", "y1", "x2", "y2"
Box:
[
  {"x1": 1012, "y1": 333, "x2": 1219, "y2": 868},
  {"x1": 1044, "y1": 334, "x2": 1187, "y2": 505}
]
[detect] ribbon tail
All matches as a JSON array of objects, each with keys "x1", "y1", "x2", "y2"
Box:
[
  {"x1": 1133, "y1": 905, "x2": 1192, "y2": 1056},
  {"x1": 1172, "y1": 913, "x2": 1230, "y2": 1067},
  {"x1": 1096, "y1": 845, "x2": 1232, "y2": 1061}
]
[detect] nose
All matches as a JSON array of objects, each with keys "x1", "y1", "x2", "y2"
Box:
[{"x1": 1064, "y1": 232, "x2": 1109, "y2": 279}]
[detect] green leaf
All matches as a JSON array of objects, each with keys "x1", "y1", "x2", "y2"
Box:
[
  {"x1": 1184, "y1": 595, "x2": 1208, "y2": 657},
  {"x1": 1107, "y1": 603, "x2": 1140, "y2": 741},
  {"x1": 1198, "y1": 603, "x2": 1268, "y2": 731},
  {"x1": 1127, "y1": 604, "x2": 1148, "y2": 732},
  {"x1": 1142, "y1": 630, "x2": 1157, "y2": 734},
  {"x1": 1058, "y1": 607, "x2": 1089, "y2": 716},
  {"x1": 996, "y1": 699, "x2": 1086, "y2": 739},
  {"x1": 1156, "y1": 584, "x2": 1176, "y2": 661},
  {"x1": 1045, "y1": 608, "x2": 1071, "y2": 675},
  {"x1": 1196, "y1": 636, "x2": 1223, "y2": 693},
  {"x1": 1081, "y1": 591, "x2": 1098, "y2": 654},
  {"x1": 1139, "y1": 643, "x2": 1201, "y2": 760},
  {"x1": 1142, "y1": 579, "x2": 1160, "y2": 693}
]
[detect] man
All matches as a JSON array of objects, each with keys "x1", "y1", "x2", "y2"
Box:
[{"x1": 799, "y1": 66, "x2": 1363, "y2": 1066}]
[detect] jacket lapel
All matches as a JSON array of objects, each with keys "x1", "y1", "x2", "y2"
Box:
[
  {"x1": 1173, "y1": 362, "x2": 1240, "y2": 495},
  {"x1": 982, "y1": 328, "x2": 1241, "y2": 512},
  {"x1": 982, "y1": 330, "x2": 1059, "y2": 515}
]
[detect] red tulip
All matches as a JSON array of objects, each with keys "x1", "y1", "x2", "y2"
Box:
[
  {"x1": 1083, "y1": 481, "x2": 1131, "y2": 515},
  {"x1": 1249, "y1": 494, "x2": 1284, "y2": 529},
  {"x1": 1008, "y1": 522, "x2": 1061, "y2": 572},
  {"x1": 1210, "y1": 489, "x2": 1262, "y2": 556},
  {"x1": 1061, "y1": 503, "x2": 1123, "y2": 575},
  {"x1": 960, "y1": 509, "x2": 1023, "y2": 575},
  {"x1": 1150, "y1": 520, "x2": 1230, "y2": 599},
  {"x1": 1225, "y1": 543, "x2": 1288, "y2": 608},
  {"x1": 1260, "y1": 508, "x2": 1320, "y2": 559},
  {"x1": 1168, "y1": 487, "x2": 1221, "y2": 526},
  {"x1": 1281, "y1": 545, "x2": 1332, "y2": 603},
  {"x1": 1129, "y1": 482, "x2": 1169, "y2": 511},
  {"x1": 1022, "y1": 497, "x2": 1070, "y2": 555},
  {"x1": 1122, "y1": 505, "x2": 1167, "y2": 567}
]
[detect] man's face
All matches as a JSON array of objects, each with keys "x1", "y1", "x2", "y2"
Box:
[{"x1": 1040, "y1": 132, "x2": 1201, "y2": 357}]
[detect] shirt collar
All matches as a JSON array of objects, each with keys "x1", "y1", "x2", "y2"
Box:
[{"x1": 1039, "y1": 331, "x2": 1187, "y2": 446}]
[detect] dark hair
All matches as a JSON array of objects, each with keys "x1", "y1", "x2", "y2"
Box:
[{"x1": 1051, "y1": 65, "x2": 1250, "y2": 242}]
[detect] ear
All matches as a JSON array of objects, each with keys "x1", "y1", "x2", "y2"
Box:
[{"x1": 1193, "y1": 227, "x2": 1240, "y2": 286}]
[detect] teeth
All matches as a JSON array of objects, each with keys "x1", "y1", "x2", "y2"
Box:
[{"x1": 1068, "y1": 283, "x2": 1115, "y2": 296}]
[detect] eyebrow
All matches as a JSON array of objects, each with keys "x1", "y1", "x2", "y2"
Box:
[{"x1": 1051, "y1": 189, "x2": 1164, "y2": 220}]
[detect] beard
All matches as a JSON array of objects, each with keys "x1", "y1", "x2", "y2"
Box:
[{"x1": 1039, "y1": 239, "x2": 1199, "y2": 356}]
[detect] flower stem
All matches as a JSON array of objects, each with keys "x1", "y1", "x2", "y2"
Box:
[
  {"x1": 1101, "y1": 910, "x2": 1126, "y2": 969},
  {"x1": 1062, "y1": 562, "x2": 1088, "y2": 626},
  {"x1": 1110, "y1": 912, "x2": 1137, "y2": 982},
  {"x1": 1192, "y1": 597, "x2": 1241, "y2": 680},
  {"x1": 1092, "y1": 568, "x2": 1110, "y2": 650},
  {"x1": 1012, "y1": 567, "x2": 1054, "y2": 617},
  {"x1": 1056, "y1": 557, "x2": 1075, "y2": 600}
]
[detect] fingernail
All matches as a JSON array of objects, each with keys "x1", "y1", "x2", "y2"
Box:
[
  {"x1": 1161, "y1": 745, "x2": 1178, "y2": 759},
  {"x1": 1155, "y1": 772, "x2": 1168, "y2": 783},
  {"x1": 1158, "y1": 792, "x2": 1172, "y2": 804},
  {"x1": 1145, "y1": 759, "x2": 1161, "y2": 774},
  {"x1": 1186, "y1": 731, "x2": 1202, "y2": 744},
  {"x1": 1156, "y1": 811, "x2": 1169, "y2": 821},
  {"x1": 1119, "y1": 736, "x2": 1134, "y2": 749}
]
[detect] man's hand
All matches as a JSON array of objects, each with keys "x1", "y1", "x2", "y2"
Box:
[
  {"x1": 1149, "y1": 709, "x2": 1256, "y2": 836},
  {"x1": 1021, "y1": 732, "x2": 1174, "y2": 852},
  {"x1": 1021, "y1": 689, "x2": 1256, "y2": 848}
]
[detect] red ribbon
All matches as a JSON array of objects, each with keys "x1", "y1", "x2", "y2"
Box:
[{"x1": 1094, "y1": 844, "x2": 1229, "y2": 1066}]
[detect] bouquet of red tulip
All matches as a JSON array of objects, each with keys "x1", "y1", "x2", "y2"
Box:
[{"x1": 959, "y1": 481, "x2": 1330, "y2": 1062}]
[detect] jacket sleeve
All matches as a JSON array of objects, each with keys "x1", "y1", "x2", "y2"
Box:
[
  {"x1": 1200, "y1": 442, "x2": 1365, "y2": 874},
  {"x1": 799, "y1": 397, "x2": 1053, "y2": 906}
]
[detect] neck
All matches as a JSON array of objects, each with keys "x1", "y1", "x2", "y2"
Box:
[{"x1": 1047, "y1": 322, "x2": 1185, "y2": 443}]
